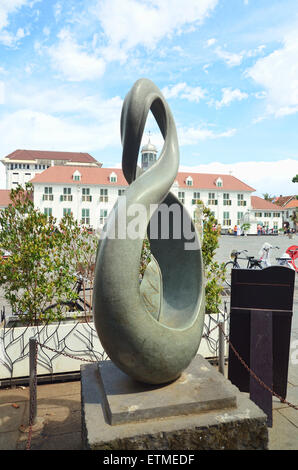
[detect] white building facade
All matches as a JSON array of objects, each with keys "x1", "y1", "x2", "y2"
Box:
[
  {"x1": 1, "y1": 145, "x2": 284, "y2": 234},
  {"x1": 29, "y1": 164, "x2": 263, "y2": 234},
  {"x1": 30, "y1": 166, "x2": 127, "y2": 231},
  {"x1": 1, "y1": 149, "x2": 101, "y2": 190}
]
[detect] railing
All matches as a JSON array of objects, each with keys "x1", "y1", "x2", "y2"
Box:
[{"x1": 23, "y1": 307, "x2": 298, "y2": 450}]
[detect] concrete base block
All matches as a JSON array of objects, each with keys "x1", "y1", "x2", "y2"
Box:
[{"x1": 81, "y1": 355, "x2": 268, "y2": 450}]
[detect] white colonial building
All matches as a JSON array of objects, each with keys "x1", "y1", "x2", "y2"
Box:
[
  {"x1": 30, "y1": 165, "x2": 127, "y2": 230},
  {"x1": 0, "y1": 143, "x2": 284, "y2": 234},
  {"x1": 1, "y1": 149, "x2": 101, "y2": 190},
  {"x1": 250, "y1": 196, "x2": 284, "y2": 234}
]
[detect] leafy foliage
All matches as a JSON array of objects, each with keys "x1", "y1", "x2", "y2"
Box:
[
  {"x1": 0, "y1": 184, "x2": 98, "y2": 325},
  {"x1": 194, "y1": 201, "x2": 226, "y2": 314}
]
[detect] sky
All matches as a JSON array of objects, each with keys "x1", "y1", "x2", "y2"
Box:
[{"x1": 0, "y1": 0, "x2": 297, "y2": 197}]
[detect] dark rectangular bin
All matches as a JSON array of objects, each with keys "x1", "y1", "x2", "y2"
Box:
[{"x1": 228, "y1": 266, "x2": 295, "y2": 400}]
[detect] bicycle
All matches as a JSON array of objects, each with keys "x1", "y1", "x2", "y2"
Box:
[
  {"x1": 224, "y1": 250, "x2": 260, "y2": 287},
  {"x1": 223, "y1": 244, "x2": 280, "y2": 288},
  {"x1": 42, "y1": 269, "x2": 94, "y2": 320}
]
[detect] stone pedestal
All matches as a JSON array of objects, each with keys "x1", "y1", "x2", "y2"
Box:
[{"x1": 81, "y1": 355, "x2": 268, "y2": 450}]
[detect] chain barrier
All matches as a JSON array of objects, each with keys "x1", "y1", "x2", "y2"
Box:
[
  {"x1": 218, "y1": 322, "x2": 298, "y2": 411},
  {"x1": 25, "y1": 320, "x2": 297, "y2": 450}
]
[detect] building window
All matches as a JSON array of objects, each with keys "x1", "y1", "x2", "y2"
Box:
[
  {"x1": 178, "y1": 191, "x2": 185, "y2": 204},
  {"x1": 82, "y1": 188, "x2": 92, "y2": 201},
  {"x1": 60, "y1": 187, "x2": 73, "y2": 201},
  {"x1": 109, "y1": 172, "x2": 117, "y2": 183},
  {"x1": 264, "y1": 212, "x2": 272, "y2": 217},
  {"x1": 100, "y1": 188, "x2": 108, "y2": 202},
  {"x1": 118, "y1": 189, "x2": 125, "y2": 196},
  {"x1": 73, "y1": 170, "x2": 81, "y2": 181},
  {"x1": 273, "y1": 212, "x2": 280, "y2": 218},
  {"x1": 237, "y1": 194, "x2": 246, "y2": 206},
  {"x1": 192, "y1": 192, "x2": 200, "y2": 205},
  {"x1": 43, "y1": 187, "x2": 53, "y2": 201},
  {"x1": 63, "y1": 208, "x2": 71, "y2": 216},
  {"x1": 208, "y1": 193, "x2": 218, "y2": 205},
  {"x1": 100, "y1": 209, "x2": 108, "y2": 225},
  {"x1": 223, "y1": 212, "x2": 231, "y2": 226},
  {"x1": 216, "y1": 178, "x2": 223, "y2": 187},
  {"x1": 223, "y1": 193, "x2": 231, "y2": 205},
  {"x1": 237, "y1": 212, "x2": 243, "y2": 225},
  {"x1": 255, "y1": 212, "x2": 262, "y2": 218},
  {"x1": 186, "y1": 176, "x2": 193, "y2": 186},
  {"x1": 81, "y1": 209, "x2": 90, "y2": 225},
  {"x1": 44, "y1": 208, "x2": 52, "y2": 217}
]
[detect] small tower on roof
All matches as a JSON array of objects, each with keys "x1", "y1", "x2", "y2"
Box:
[{"x1": 141, "y1": 134, "x2": 158, "y2": 170}]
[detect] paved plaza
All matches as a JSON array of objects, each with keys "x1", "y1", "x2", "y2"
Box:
[{"x1": 0, "y1": 233, "x2": 297, "y2": 450}]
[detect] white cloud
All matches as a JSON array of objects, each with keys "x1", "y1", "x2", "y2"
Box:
[
  {"x1": 0, "y1": 1, "x2": 28, "y2": 30},
  {"x1": 178, "y1": 126, "x2": 236, "y2": 146},
  {"x1": 53, "y1": 2, "x2": 62, "y2": 21},
  {"x1": 0, "y1": 81, "x2": 5, "y2": 104},
  {"x1": 214, "y1": 88, "x2": 248, "y2": 109},
  {"x1": 0, "y1": 25, "x2": 29, "y2": 47},
  {"x1": 214, "y1": 46, "x2": 244, "y2": 67},
  {"x1": 95, "y1": 0, "x2": 218, "y2": 61},
  {"x1": 0, "y1": 0, "x2": 37, "y2": 46},
  {"x1": 7, "y1": 82, "x2": 123, "y2": 121},
  {"x1": 206, "y1": 38, "x2": 217, "y2": 47},
  {"x1": 179, "y1": 159, "x2": 298, "y2": 196},
  {"x1": 162, "y1": 82, "x2": 207, "y2": 103},
  {"x1": 247, "y1": 28, "x2": 298, "y2": 117},
  {"x1": 48, "y1": 29, "x2": 106, "y2": 81},
  {"x1": 213, "y1": 44, "x2": 265, "y2": 68},
  {"x1": 0, "y1": 108, "x2": 121, "y2": 158}
]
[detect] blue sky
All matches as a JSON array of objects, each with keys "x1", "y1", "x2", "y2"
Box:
[{"x1": 0, "y1": 0, "x2": 297, "y2": 196}]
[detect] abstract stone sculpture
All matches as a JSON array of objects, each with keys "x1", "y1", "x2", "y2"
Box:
[{"x1": 93, "y1": 78, "x2": 205, "y2": 384}]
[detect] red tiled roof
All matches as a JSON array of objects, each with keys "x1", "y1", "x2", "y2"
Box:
[
  {"x1": 0, "y1": 190, "x2": 12, "y2": 207},
  {"x1": 30, "y1": 166, "x2": 128, "y2": 186},
  {"x1": 30, "y1": 166, "x2": 256, "y2": 191},
  {"x1": 251, "y1": 196, "x2": 284, "y2": 211},
  {"x1": 176, "y1": 172, "x2": 255, "y2": 191},
  {"x1": 283, "y1": 199, "x2": 298, "y2": 209},
  {"x1": 3, "y1": 149, "x2": 100, "y2": 165},
  {"x1": 273, "y1": 195, "x2": 294, "y2": 207}
]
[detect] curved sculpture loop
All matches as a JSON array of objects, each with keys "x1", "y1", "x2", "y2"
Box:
[{"x1": 93, "y1": 78, "x2": 205, "y2": 384}]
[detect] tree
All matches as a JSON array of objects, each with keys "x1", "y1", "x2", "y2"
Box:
[
  {"x1": 263, "y1": 193, "x2": 274, "y2": 201},
  {"x1": 292, "y1": 175, "x2": 298, "y2": 183},
  {"x1": 194, "y1": 201, "x2": 226, "y2": 314},
  {"x1": 0, "y1": 184, "x2": 98, "y2": 325}
]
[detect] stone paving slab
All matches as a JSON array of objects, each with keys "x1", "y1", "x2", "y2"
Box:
[{"x1": 268, "y1": 410, "x2": 298, "y2": 450}]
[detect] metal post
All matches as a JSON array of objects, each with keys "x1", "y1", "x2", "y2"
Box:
[
  {"x1": 218, "y1": 322, "x2": 225, "y2": 375},
  {"x1": 29, "y1": 338, "x2": 38, "y2": 426}
]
